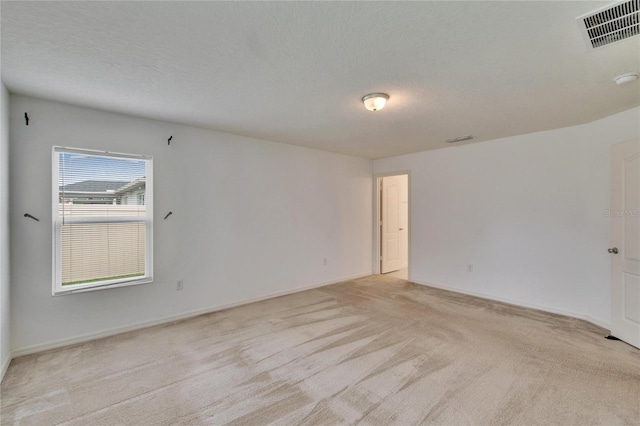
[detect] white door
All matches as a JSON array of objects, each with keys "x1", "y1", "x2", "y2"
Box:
[
  {"x1": 381, "y1": 176, "x2": 403, "y2": 273},
  {"x1": 610, "y1": 139, "x2": 640, "y2": 349},
  {"x1": 399, "y1": 175, "x2": 409, "y2": 269}
]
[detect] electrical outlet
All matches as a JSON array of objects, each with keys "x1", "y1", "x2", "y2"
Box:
[
  {"x1": 323, "y1": 258, "x2": 328, "y2": 266},
  {"x1": 177, "y1": 279, "x2": 184, "y2": 290},
  {"x1": 467, "y1": 264, "x2": 474, "y2": 272}
]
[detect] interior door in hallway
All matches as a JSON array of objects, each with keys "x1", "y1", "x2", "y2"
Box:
[
  {"x1": 381, "y1": 175, "x2": 408, "y2": 274},
  {"x1": 610, "y1": 139, "x2": 640, "y2": 349}
]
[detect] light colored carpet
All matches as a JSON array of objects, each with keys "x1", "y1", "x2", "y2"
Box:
[{"x1": 1, "y1": 275, "x2": 639, "y2": 425}]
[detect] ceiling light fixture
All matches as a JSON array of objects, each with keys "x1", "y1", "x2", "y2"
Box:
[
  {"x1": 362, "y1": 93, "x2": 389, "y2": 111},
  {"x1": 614, "y1": 73, "x2": 639, "y2": 85}
]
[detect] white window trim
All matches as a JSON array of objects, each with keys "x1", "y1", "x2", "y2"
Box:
[{"x1": 52, "y1": 146, "x2": 154, "y2": 296}]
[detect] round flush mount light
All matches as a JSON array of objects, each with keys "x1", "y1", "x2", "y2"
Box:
[
  {"x1": 614, "y1": 73, "x2": 638, "y2": 85},
  {"x1": 362, "y1": 93, "x2": 389, "y2": 111}
]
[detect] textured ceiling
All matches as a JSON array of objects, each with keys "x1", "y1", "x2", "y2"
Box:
[{"x1": 2, "y1": 1, "x2": 639, "y2": 159}]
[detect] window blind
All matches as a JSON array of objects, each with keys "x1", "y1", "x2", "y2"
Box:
[{"x1": 53, "y1": 147, "x2": 153, "y2": 293}]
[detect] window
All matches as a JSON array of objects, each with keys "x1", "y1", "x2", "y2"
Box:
[{"x1": 52, "y1": 147, "x2": 153, "y2": 295}]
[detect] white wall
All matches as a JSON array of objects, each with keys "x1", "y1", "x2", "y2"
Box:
[
  {"x1": 1, "y1": 83, "x2": 11, "y2": 379},
  {"x1": 10, "y1": 95, "x2": 372, "y2": 354},
  {"x1": 374, "y1": 107, "x2": 640, "y2": 328}
]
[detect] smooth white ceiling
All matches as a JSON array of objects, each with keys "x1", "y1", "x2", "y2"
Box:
[{"x1": 2, "y1": 1, "x2": 639, "y2": 159}]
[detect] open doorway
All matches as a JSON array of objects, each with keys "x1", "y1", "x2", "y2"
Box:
[{"x1": 375, "y1": 173, "x2": 409, "y2": 279}]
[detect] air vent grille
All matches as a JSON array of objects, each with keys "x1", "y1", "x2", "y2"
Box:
[
  {"x1": 445, "y1": 135, "x2": 473, "y2": 144},
  {"x1": 577, "y1": 0, "x2": 639, "y2": 49}
]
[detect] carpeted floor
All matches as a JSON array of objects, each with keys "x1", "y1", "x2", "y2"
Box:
[{"x1": 2, "y1": 275, "x2": 639, "y2": 425}]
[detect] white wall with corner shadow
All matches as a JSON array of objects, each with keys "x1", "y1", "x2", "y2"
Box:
[
  {"x1": 374, "y1": 107, "x2": 640, "y2": 328},
  {"x1": 9, "y1": 95, "x2": 373, "y2": 354}
]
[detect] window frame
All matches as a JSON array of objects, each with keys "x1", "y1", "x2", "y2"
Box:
[{"x1": 52, "y1": 146, "x2": 154, "y2": 295}]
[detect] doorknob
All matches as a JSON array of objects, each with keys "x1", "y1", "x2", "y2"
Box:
[
  {"x1": 608, "y1": 247, "x2": 619, "y2": 254},
  {"x1": 399, "y1": 228, "x2": 404, "y2": 231}
]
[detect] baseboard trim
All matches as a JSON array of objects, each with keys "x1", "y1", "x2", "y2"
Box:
[
  {"x1": 1, "y1": 353, "x2": 11, "y2": 383},
  {"x1": 582, "y1": 315, "x2": 610, "y2": 330},
  {"x1": 411, "y1": 279, "x2": 611, "y2": 331},
  {"x1": 12, "y1": 272, "x2": 371, "y2": 358}
]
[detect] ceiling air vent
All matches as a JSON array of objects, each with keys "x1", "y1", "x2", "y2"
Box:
[
  {"x1": 576, "y1": 0, "x2": 639, "y2": 49},
  {"x1": 445, "y1": 135, "x2": 473, "y2": 144}
]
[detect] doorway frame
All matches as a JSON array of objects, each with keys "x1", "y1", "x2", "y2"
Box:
[
  {"x1": 373, "y1": 171, "x2": 412, "y2": 277},
  {"x1": 609, "y1": 138, "x2": 640, "y2": 348}
]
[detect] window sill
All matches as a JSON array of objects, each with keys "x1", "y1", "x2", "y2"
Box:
[{"x1": 53, "y1": 277, "x2": 153, "y2": 296}]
